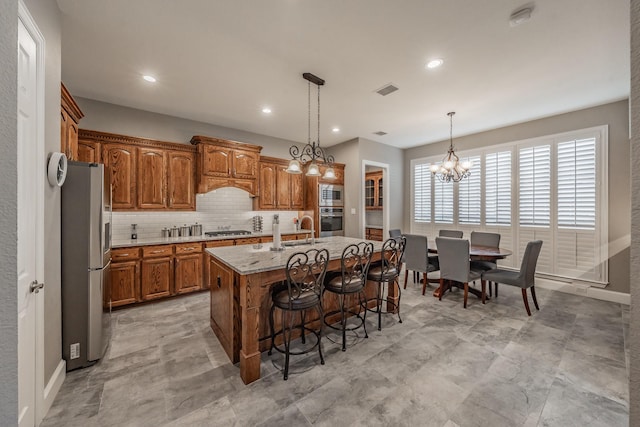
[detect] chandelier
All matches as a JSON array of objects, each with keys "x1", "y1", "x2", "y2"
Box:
[
  {"x1": 430, "y1": 112, "x2": 472, "y2": 182},
  {"x1": 286, "y1": 72, "x2": 335, "y2": 179}
]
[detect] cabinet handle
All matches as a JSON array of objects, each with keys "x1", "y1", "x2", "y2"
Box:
[
  {"x1": 185, "y1": 247, "x2": 195, "y2": 251},
  {"x1": 151, "y1": 250, "x2": 164, "y2": 254},
  {"x1": 116, "y1": 253, "x2": 129, "y2": 257},
  {"x1": 217, "y1": 276, "x2": 221, "y2": 288}
]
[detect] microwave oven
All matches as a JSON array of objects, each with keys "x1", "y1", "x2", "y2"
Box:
[{"x1": 319, "y1": 184, "x2": 344, "y2": 207}]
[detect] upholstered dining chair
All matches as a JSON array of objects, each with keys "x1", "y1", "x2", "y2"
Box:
[
  {"x1": 268, "y1": 248, "x2": 329, "y2": 380},
  {"x1": 470, "y1": 231, "x2": 501, "y2": 296},
  {"x1": 435, "y1": 237, "x2": 485, "y2": 308},
  {"x1": 482, "y1": 240, "x2": 543, "y2": 316},
  {"x1": 389, "y1": 229, "x2": 402, "y2": 239},
  {"x1": 403, "y1": 234, "x2": 437, "y2": 295},
  {"x1": 439, "y1": 229, "x2": 463, "y2": 238},
  {"x1": 323, "y1": 242, "x2": 374, "y2": 351}
]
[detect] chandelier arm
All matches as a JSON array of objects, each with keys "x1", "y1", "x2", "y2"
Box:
[{"x1": 289, "y1": 144, "x2": 301, "y2": 160}]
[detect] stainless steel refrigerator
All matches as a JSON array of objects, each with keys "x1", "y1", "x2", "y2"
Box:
[{"x1": 61, "y1": 161, "x2": 112, "y2": 371}]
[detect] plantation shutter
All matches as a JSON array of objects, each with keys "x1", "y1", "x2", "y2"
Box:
[
  {"x1": 413, "y1": 162, "x2": 431, "y2": 223},
  {"x1": 519, "y1": 145, "x2": 550, "y2": 226},
  {"x1": 458, "y1": 155, "x2": 481, "y2": 224},
  {"x1": 485, "y1": 151, "x2": 511, "y2": 225}
]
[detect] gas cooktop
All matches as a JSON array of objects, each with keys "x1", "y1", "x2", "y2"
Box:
[{"x1": 205, "y1": 230, "x2": 252, "y2": 237}]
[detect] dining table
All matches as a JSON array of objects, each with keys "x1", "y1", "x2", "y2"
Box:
[
  {"x1": 205, "y1": 236, "x2": 385, "y2": 384},
  {"x1": 428, "y1": 243, "x2": 512, "y2": 299}
]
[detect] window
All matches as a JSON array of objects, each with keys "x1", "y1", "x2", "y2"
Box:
[
  {"x1": 458, "y1": 155, "x2": 481, "y2": 224},
  {"x1": 485, "y1": 151, "x2": 511, "y2": 225},
  {"x1": 557, "y1": 138, "x2": 596, "y2": 229},
  {"x1": 519, "y1": 145, "x2": 550, "y2": 226},
  {"x1": 433, "y1": 179, "x2": 453, "y2": 223},
  {"x1": 413, "y1": 162, "x2": 431, "y2": 222}
]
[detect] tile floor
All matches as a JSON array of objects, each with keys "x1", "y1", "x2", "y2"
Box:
[{"x1": 42, "y1": 278, "x2": 629, "y2": 427}]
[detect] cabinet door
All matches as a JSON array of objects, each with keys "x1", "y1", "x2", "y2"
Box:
[
  {"x1": 138, "y1": 147, "x2": 167, "y2": 209},
  {"x1": 168, "y1": 151, "x2": 195, "y2": 209},
  {"x1": 60, "y1": 109, "x2": 78, "y2": 161},
  {"x1": 365, "y1": 179, "x2": 375, "y2": 208},
  {"x1": 377, "y1": 177, "x2": 383, "y2": 207},
  {"x1": 141, "y1": 257, "x2": 173, "y2": 300},
  {"x1": 175, "y1": 254, "x2": 203, "y2": 294},
  {"x1": 202, "y1": 145, "x2": 231, "y2": 177},
  {"x1": 103, "y1": 144, "x2": 137, "y2": 209},
  {"x1": 289, "y1": 171, "x2": 304, "y2": 209},
  {"x1": 209, "y1": 256, "x2": 233, "y2": 353},
  {"x1": 232, "y1": 150, "x2": 258, "y2": 179},
  {"x1": 109, "y1": 261, "x2": 139, "y2": 307},
  {"x1": 258, "y1": 162, "x2": 277, "y2": 209},
  {"x1": 276, "y1": 165, "x2": 291, "y2": 208},
  {"x1": 78, "y1": 140, "x2": 101, "y2": 163}
]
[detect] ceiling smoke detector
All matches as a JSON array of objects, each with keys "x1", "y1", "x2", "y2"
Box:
[
  {"x1": 374, "y1": 131, "x2": 388, "y2": 136},
  {"x1": 376, "y1": 84, "x2": 399, "y2": 96},
  {"x1": 509, "y1": 5, "x2": 534, "y2": 27}
]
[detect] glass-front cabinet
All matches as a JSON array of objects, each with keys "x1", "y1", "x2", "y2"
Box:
[{"x1": 365, "y1": 171, "x2": 383, "y2": 210}]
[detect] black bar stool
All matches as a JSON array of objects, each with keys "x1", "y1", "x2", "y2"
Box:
[
  {"x1": 322, "y1": 242, "x2": 374, "y2": 351},
  {"x1": 365, "y1": 236, "x2": 406, "y2": 331},
  {"x1": 268, "y1": 248, "x2": 329, "y2": 380}
]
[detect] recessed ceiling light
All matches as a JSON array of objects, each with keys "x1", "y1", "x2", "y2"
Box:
[
  {"x1": 332, "y1": 127, "x2": 340, "y2": 133},
  {"x1": 142, "y1": 75, "x2": 157, "y2": 83},
  {"x1": 262, "y1": 107, "x2": 272, "y2": 114},
  {"x1": 426, "y1": 59, "x2": 443, "y2": 69}
]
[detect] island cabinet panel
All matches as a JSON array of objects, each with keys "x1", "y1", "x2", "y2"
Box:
[
  {"x1": 168, "y1": 151, "x2": 196, "y2": 209},
  {"x1": 209, "y1": 256, "x2": 236, "y2": 362},
  {"x1": 77, "y1": 139, "x2": 101, "y2": 163},
  {"x1": 141, "y1": 257, "x2": 173, "y2": 300},
  {"x1": 202, "y1": 145, "x2": 231, "y2": 177},
  {"x1": 103, "y1": 143, "x2": 137, "y2": 209},
  {"x1": 137, "y1": 147, "x2": 167, "y2": 209},
  {"x1": 109, "y1": 260, "x2": 139, "y2": 308}
]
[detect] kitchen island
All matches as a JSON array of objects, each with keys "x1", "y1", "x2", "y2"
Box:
[{"x1": 206, "y1": 236, "x2": 386, "y2": 384}]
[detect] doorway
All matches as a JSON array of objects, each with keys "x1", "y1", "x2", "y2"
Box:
[{"x1": 361, "y1": 160, "x2": 389, "y2": 241}]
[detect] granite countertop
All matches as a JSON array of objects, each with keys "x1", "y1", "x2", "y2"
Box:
[
  {"x1": 112, "y1": 229, "x2": 313, "y2": 248},
  {"x1": 205, "y1": 236, "x2": 384, "y2": 275}
]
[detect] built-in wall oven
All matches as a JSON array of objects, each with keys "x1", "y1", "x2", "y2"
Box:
[
  {"x1": 319, "y1": 184, "x2": 344, "y2": 207},
  {"x1": 320, "y1": 207, "x2": 344, "y2": 237}
]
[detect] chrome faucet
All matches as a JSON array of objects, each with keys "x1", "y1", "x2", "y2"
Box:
[{"x1": 299, "y1": 214, "x2": 315, "y2": 244}]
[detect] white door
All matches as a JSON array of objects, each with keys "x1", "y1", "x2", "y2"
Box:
[{"x1": 17, "y1": 12, "x2": 42, "y2": 427}]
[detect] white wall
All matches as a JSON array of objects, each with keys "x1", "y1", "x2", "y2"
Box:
[{"x1": 0, "y1": 0, "x2": 19, "y2": 423}]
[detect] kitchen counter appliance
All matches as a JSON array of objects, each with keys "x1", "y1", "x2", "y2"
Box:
[
  {"x1": 319, "y1": 207, "x2": 344, "y2": 237},
  {"x1": 61, "y1": 162, "x2": 111, "y2": 371},
  {"x1": 319, "y1": 184, "x2": 344, "y2": 207}
]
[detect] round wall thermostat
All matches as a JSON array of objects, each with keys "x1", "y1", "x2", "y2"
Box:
[{"x1": 47, "y1": 152, "x2": 68, "y2": 187}]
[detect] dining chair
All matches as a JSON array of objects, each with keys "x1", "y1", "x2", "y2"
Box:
[
  {"x1": 366, "y1": 236, "x2": 406, "y2": 330},
  {"x1": 389, "y1": 229, "x2": 402, "y2": 238},
  {"x1": 403, "y1": 234, "x2": 437, "y2": 295},
  {"x1": 482, "y1": 240, "x2": 543, "y2": 316},
  {"x1": 439, "y1": 229, "x2": 463, "y2": 238},
  {"x1": 470, "y1": 231, "x2": 501, "y2": 296},
  {"x1": 323, "y1": 242, "x2": 373, "y2": 351},
  {"x1": 435, "y1": 237, "x2": 485, "y2": 308},
  {"x1": 268, "y1": 248, "x2": 329, "y2": 380}
]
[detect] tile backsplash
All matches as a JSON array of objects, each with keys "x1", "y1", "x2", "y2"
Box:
[{"x1": 112, "y1": 187, "x2": 303, "y2": 240}]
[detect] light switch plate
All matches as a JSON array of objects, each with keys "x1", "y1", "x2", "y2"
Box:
[{"x1": 351, "y1": 208, "x2": 356, "y2": 215}]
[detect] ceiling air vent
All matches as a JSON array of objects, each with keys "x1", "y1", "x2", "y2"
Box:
[
  {"x1": 375, "y1": 84, "x2": 398, "y2": 96},
  {"x1": 374, "y1": 131, "x2": 388, "y2": 136}
]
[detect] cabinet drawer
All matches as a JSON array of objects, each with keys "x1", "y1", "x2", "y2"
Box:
[
  {"x1": 205, "y1": 239, "x2": 235, "y2": 248},
  {"x1": 142, "y1": 245, "x2": 173, "y2": 258},
  {"x1": 234, "y1": 237, "x2": 261, "y2": 246},
  {"x1": 175, "y1": 242, "x2": 203, "y2": 254},
  {"x1": 111, "y1": 247, "x2": 140, "y2": 261}
]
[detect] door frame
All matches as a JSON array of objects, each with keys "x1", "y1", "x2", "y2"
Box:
[
  {"x1": 361, "y1": 160, "x2": 390, "y2": 239},
  {"x1": 18, "y1": 1, "x2": 48, "y2": 424}
]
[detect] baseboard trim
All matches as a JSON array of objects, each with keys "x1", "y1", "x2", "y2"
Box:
[
  {"x1": 535, "y1": 278, "x2": 630, "y2": 305},
  {"x1": 42, "y1": 359, "x2": 66, "y2": 419}
]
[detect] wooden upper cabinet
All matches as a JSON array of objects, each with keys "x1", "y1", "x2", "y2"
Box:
[
  {"x1": 365, "y1": 171, "x2": 383, "y2": 210},
  {"x1": 103, "y1": 143, "x2": 137, "y2": 209},
  {"x1": 258, "y1": 162, "x2": 277, "y2": 209},
  {"x1": 276, "y1": 165, "x2": 292, "y2": 207},
  {"x1": 168, "y1": 151, "x2": 195, "y2": 209},
  {"x1": 138, "y1": 147, "x2": 167, "y2": 209},
  {"x1": 60, "y1": 83, "x2": 84, "y2": 161},
  {"x1": 232, "y1": 150, "x2": 258, "y2": 179},
  {"x1": 77, "y1": 139, "x2": 101, "y2": 163},
  {"x1": 290, "y1": 172, "x2": 304, "y2": 209},
  {"x1": 202, "y1": 145, "x2": 231, "y2": 177}
]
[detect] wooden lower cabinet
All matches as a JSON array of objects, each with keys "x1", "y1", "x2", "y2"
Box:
[
  {"x1": 109, "y1": 260, "x2": 139, "y2": 307},
  {"x1": 175, "y1": 253, "x2": 203, "y2": 294},
  {"x1": 366, "y1": 227, "x2": 384, "y2": 241},
  {"x1": 141, "y1": 256, "x2": 173, "y2": 301}
]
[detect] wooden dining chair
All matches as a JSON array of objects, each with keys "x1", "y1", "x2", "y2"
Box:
[
  {"x1": 481, "y1": 240, "x2": 543, "y2": 316},
  {"x1": 435, "y1": 237, "x2": 485, "y2": 308},
  {"x1": 470, "y1": 231, "x2": 501, "y2": 296},
  {"x1": 403, "y1": 234, "x2": 437, "y2": 295}
]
